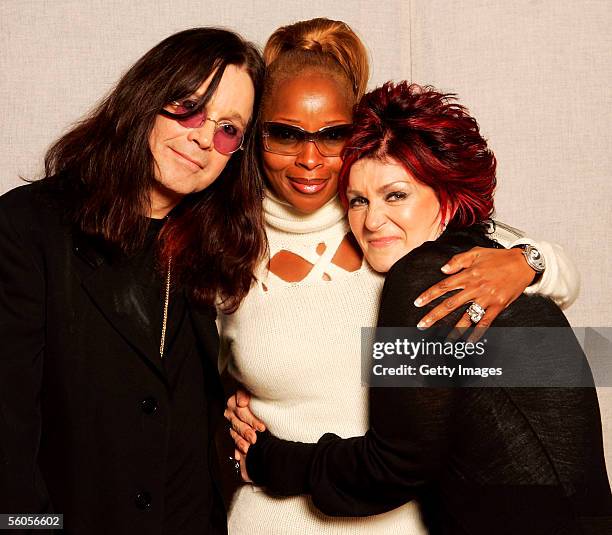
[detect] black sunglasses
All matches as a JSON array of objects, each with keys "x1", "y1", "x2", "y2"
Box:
[{"x1": 262, "y1": 122, "x2": 353, "y2": 157}]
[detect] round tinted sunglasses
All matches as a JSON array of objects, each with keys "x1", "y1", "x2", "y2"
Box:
[
  {"x1": 159, "y1": 99, "x2": 244, "y2": 155},
  {"x1": 262, "y1": 122, "x2": 353, "y2": 157}
]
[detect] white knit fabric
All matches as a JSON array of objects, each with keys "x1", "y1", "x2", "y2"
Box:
[
  {"x1": 219, "y1": 191, "x2": 578, "y2": 534},
  {"x1": 221, "y1": 191, "x2": 427, "y2": 534}
]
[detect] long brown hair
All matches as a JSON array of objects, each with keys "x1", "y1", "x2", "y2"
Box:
[{"x1": 44, "y1": 28, "x2": 267, "y2": 311}]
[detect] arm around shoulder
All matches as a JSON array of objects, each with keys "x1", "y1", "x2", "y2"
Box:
[
  {"x1": 490, "y1": 221, "x2": 580, "y2": 309},
  {"x1": 512, "y1": 238, "x2": 580, "y2": 309}
]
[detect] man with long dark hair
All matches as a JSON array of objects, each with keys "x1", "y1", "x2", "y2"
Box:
[{"x1": 0, "y1": 28, "x2": 266, "y2": 534}]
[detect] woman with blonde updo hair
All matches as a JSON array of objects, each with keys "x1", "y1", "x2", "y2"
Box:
[{"x1": 221, "y1": 18, "x2": 579, "y2": 534}]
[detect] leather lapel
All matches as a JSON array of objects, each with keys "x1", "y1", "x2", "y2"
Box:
[{"x1": 74, "y1": 231, "x2": 167, "y2": 381}]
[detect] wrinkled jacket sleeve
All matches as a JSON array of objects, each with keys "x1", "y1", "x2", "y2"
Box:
[{"x1": 490, "y1": 220, "x2": 580, "y2": 309}]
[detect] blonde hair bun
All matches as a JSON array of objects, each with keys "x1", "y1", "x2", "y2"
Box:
[{"x1": 264, "y1": 17, "x2": 369, "y2": 100}]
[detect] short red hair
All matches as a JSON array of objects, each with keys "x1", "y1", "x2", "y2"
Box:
[{"x1": 339, "y1": 82, "x2": 496, "y2": 228}]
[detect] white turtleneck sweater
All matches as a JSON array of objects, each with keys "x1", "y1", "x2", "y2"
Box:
[{"x1": 220, "y1": 191, "x2": 579, "y2": 535}]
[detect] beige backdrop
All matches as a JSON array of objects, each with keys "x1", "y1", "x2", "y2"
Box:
[{"x1": 2, "y1": 0, "x2": 611, "y2": 481}]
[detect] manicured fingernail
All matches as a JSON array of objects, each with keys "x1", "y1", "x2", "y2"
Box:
[
  {"x1": 441, "y1": 264, "x2": 451, "y2": 273},
  {"x1": 414, "y1": 298, "x2": 423, "y2": 307},
  {"x1": 417, "y1": 320, "x2": 427, "y2": 330}
]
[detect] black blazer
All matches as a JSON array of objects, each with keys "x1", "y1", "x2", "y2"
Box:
[
  {"x1": 247, "y1": 228, "x2": 612, "y2": 534},
  {"x1": 0, "y1": 179, "x2": 226, "y2": 534}
]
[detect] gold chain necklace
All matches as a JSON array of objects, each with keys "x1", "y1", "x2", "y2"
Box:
[{"x1": 159, "y1": 256, "x2": 172, "y2": 358}]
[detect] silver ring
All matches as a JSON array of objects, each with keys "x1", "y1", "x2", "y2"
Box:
[{"x1": 467, "y1": 302, "x2": 486, "y2": 324}]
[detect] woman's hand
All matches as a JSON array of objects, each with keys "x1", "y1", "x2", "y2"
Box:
[
  {"x1": 414, "y1": 247, "x2": 536, "y2": 338},
  {"x1": 224, "y1": 388, "x2": 266, "y2": 455}
]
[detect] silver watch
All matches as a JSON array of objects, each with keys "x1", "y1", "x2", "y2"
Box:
[{"x1": 514, "y1": 244, "x2": 546, "y2": 273}]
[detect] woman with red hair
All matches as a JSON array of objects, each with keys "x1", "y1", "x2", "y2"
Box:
[
  {"x1": 237, "y1": 82, "x2": 612, "y2": 534},
  {"x1": 223, "y1": 17, "x2": 583, "y2": 534}
]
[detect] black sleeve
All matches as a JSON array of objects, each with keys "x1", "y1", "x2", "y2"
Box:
[
  {"x1": 247, "y1": 245, "x2": 466, "y2": 517},
  {"x1": 0, "y1": 187, "x2": 51, "y2": 513}
]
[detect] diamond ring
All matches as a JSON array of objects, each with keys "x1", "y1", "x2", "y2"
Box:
[{"x1": 467, "y1": 302, "x2": 486, "y2": 324}]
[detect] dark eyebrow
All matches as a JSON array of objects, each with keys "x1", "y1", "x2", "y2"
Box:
[
  {"x1": 270, "y1": 118, "x2": 352, "y2": 127},
  {"x1": 347, "y1": 180, "x2": 411, "y2": 198},
  {"x1": 378, "y1": 180, "x2": 411, "y2": 194},
  {"x1": 265, "y1": 122, "x2": 351, "y2": 135},
  {"x1": 222, "y1": 111, "x2": 247, "y2": 129},
  {"x1": 274, "y1": 117, "x2": 302, "y2": 124},
  {"x1": 178, "y1": 91, "x2": 248, "y2": 129}
]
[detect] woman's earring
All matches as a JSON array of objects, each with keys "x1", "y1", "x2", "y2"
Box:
[{"x1": 436, "y1": 220, "x2": 448, "y2": 240}]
